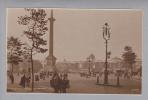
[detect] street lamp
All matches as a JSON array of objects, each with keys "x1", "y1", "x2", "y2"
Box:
[
  {"x1": 102, "y1": 22, "x2": 111, "y2": 84},
  {"x1": 87, "y1": 57, "x2": 92, "y2": 76}
]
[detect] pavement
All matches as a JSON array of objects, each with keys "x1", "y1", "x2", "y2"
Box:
[{"x1": 7, "y1": 73, "x2": 141, "y2": 94}]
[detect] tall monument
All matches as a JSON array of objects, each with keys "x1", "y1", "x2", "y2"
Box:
[{"x1": 46, "y1": 9, "x2": 56, "y2": 72}]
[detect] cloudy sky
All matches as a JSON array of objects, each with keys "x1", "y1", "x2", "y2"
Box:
[{"x1": 7, "y1": 8, "x2": 142, "y2": 62}]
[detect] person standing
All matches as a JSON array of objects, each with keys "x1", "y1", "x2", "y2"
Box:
[
  {"x1": 50, "y1": 72, "x2": 60, "y2": 93},
  {"x1": 9, "y1": 73, "x2": 14, "y2": 84},
  {"x1": 26, "y1": 73, "x2": 31, "y2": 87},
  {"x1": 20, "y1": 74, "x2": 26, "y2": 88},
  {"x1": 61, "y1": 73, "x2": 69, "y2": 93}
]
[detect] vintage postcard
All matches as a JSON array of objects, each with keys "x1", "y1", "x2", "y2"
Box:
[{"x1": 6, "y1": 8, "x2": 142, "y2": 94}]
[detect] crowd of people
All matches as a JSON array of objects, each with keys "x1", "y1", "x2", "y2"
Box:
[
  {"x1": 50, "y1": 72, "x2": 70, "y2": 93},
  {"x1": 39, "y1": 71, "x2": 51, "y2": 80},
  {"x1": 8, "y1": 71, "x2": 70, "y2": 93},
  {"x1": 19, "y1": 73, "x2": 31, "y2": 88},
  {"x1": 80, "y1": 68, "x2": 141, "y2": 80}
]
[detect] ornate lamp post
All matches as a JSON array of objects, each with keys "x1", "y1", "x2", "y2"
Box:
[
  {"x1": 88, "y1": 58, "x2": 91, "y2": 76},
  {"x1": 103, "y1": 22, "x2": 111, "y2": 84},
  {"x1": 87, "y1": 57, "x2": 92, "y2": 76}
]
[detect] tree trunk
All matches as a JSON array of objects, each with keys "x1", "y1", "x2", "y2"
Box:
[
  {"x1": 30, "y1": 50, "x2": 34, "y2": 92},
  {"x1": 131, "y1": 63, "x2": 133, "y2": 79},
  {"x1": 11, "y1": 63, "x2": 14, "y2": 73},
  {"x1": 126, "y1": 63, "x2": 130, "y2": 79},
  {"x1": 11, "y1": 63, "x2": 14, "y2": 84}
]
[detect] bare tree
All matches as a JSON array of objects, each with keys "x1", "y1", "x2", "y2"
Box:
[{"x1": 18, "y1": 8, "x2": 48, "y2": 91}]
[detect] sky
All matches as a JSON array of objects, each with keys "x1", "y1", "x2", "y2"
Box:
[{"x1": 7, "y1": 8, "x2": 142, "y2": 62}]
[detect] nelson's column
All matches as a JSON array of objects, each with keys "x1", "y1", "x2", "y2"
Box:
[{"x1": 46, "y1": 10, "x2": 57, "y2": 72}]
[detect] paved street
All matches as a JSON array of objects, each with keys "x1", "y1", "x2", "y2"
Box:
[
  {"x1": 7, "y1": 73, "x2": 141, "y2": 94},
  {"x1": 7, "y1": 74, "x2": 141, "y2": 94}
]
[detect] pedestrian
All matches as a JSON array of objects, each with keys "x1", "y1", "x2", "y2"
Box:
[
  {"x1": 9, "y1": 73, "x2": 14, "y2": 84},
  {"x1": 19, "y1": 74, "x2": 26, "y2": 88},
  {"x1": 117, "y1": 74, "x2": 120, "y2": 86},
  {"x1": 47, "y1": 71, "x2": 50, "y2": 78},
  {"x1": 97, "y1": 76, "x2": 99, "y2": 84},
  {"x1": 61, "y1": 73, "x2": 69, "y2": 93},
  {"x1": 26, "y1": 74, "x2": 31, "y2": 87},
  {"x1": 59, "y1": 73, "x2": 63, "y2": 93},
  {"x1": 50, "y1": 72, "x2": 60, "y2": 93}
]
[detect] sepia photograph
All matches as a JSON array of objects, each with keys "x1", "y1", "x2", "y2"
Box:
[{"x1": 6, "y1": 8, "x2": 142, "y2": 94}]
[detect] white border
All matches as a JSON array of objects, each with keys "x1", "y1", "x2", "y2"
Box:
[{"x1": 0, "y1": 0, "x2": 148, "y2": 100}]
